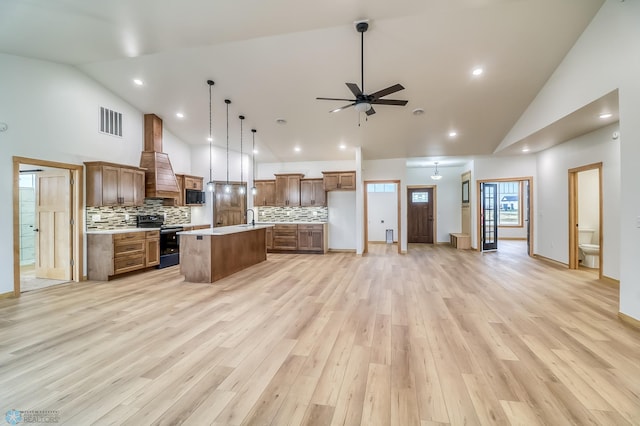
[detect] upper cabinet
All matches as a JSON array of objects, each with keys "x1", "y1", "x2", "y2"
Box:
[
  {"x1": 184, "y1": 175, "x2": 203, "y2": 191},
  {"x1": 165, "y1": 174, "x2": 204, "y2": 207},
  {"x1": 253, "y1": 180, "x2": 276, "y2": 206},
  {"x1": 322, "y1": 171, "x2": 356, "y2": 191},
  {"x1": 300, "y1": 179, "x2": 326, "y2": 207},
  {"x1": 275, "y1": 174, "x2": 303, "y2": 207},
  {"x1": 85, "y1": 161, "x2": 146, "y2": 207}
]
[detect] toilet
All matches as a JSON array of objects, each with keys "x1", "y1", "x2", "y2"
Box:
[{"x1": 578, "y1": 228, "x2": 599, "y2": 269}]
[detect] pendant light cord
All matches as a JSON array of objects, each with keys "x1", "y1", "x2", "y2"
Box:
[
  {"x1": 252, "y1": 129, "x2": 256, "y2": 181},
  {"x1": 208, "y1": 81, "x2": 213, "y2": 183},
  {"x1": 239, "y1": 115, "x2": 244, "y2": 189},
  {"x1": 225, "y1": 99, "x2": 231, "y2": 185}
]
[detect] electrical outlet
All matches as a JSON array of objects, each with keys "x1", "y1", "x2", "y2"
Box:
[
  {"x1": 313, "y1": 211, "x2": 318, "y2": 216},
  {"x1": 92, "y1": 214, "x2": 101, "y2": 221},
  {"x1": 286, "y1": 211, "x2": 290, "y2": 216},
  {"x1": 124, "y1": 214, "x2": 129, "y2": 221}
]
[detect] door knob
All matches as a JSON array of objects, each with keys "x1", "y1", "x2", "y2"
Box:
[{"x1": 33, "y1": 228, "x2": 39, "y2": 232}]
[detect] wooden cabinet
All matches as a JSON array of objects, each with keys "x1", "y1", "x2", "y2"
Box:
[
  {"x1": 184, "y1": 175, "x2": 203, "y2": 190},
  {"x1": 322, "y1": 171, "x2": 356, "y2": 191},
  {"x1": 275, "y1": 174, "x2": 303, "y2": 207},
  {"x1": 266, "y1": 227, "x2": 273, "y2": 250},
  {"x1": 145, "y1": 231, "x2": 160, "y2": 267},
  {"x1": 253, "y1": 180, "x2": 276, "y2": 206},
  {"x1": 85, "y1": 162, "x2": 146, "y2": 207},
  {"x1": 272, "y1": 224, "x2": 298, "y2": 251},
  {"x1": 297, "y1": 224, "x2": 326, "y2": 253},
  {"x1": 300, "y1": 179, "x2": 326, "y2": 207},
  {"x1": 88, "y1": 230, "x2": 159, "y2": 280}
]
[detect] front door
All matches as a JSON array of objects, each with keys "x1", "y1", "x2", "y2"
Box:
[
  {"x1": 408, "y1": 187, "x2": 434, "y2": 243},
  {"x1": 481, "y1": 183, "x2": 498, "y2": 251},
  {"x1": 35, "y1": 170, "x2": 72, "y2": 280}
]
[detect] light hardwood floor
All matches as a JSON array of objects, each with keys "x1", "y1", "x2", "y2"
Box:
[{"x1": 1, "y1": 242, "x2": 639, "y2": 425}]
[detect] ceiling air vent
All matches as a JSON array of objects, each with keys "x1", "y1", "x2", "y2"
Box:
[{"x1": 99, "y1": 106, "x2": 123, "y2": 137}]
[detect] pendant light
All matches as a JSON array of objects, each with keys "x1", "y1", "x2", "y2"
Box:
[
  {"x1": 238, "y1": 115, "x2": 246, "y2": 195},
  {"x1": 251, "y1": 129, "x2": 257, "y2": 195},
  {"x1": 430, "y1": 161, "x2": 443, "y2": 181},
  {"x1": 206, "y1": 80, "x2": 215, "y2": 192},
  {"x1": 224, "y1": 99, "x2": 231, "y2": 193}
]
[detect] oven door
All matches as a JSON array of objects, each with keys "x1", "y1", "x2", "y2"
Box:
[{"x1": 160, "y1": 229, "x2": 180, "y2": 256}]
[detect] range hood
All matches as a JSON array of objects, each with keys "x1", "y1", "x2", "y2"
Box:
[{"x1": 140, "y1": 114, "x2": 180, "y2": 198}]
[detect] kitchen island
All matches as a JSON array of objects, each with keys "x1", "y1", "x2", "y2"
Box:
[{"x1": 178, "y1": 224, "x2": 273, "y2": 283}]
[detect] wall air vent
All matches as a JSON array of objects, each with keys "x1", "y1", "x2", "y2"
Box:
[{"x1": 99, "y1": 106, "x2": 123, "y2": 137}]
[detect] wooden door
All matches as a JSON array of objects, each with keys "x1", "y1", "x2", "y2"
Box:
[
  {"x1": 300, "y1": 180, "x2": 314, "y2": 206},
  {"x1": 286, "y1": 175, "x2": 301, "y2": 206},
  {"x1": 407, "y1": 188, "x2": 434, "y2": 243},
  {"x1": 35, "y1": 170, "x2": 72, "y2": 280},
  {"x1": 481, "y1": 183, "x2": 498, "y2": 251},
  {"x1": 101, "y1": 165, "x2": 120, "y2": 205},
  {"x1": 313, "y1": 180, "x2": 326, "y2": 206}
]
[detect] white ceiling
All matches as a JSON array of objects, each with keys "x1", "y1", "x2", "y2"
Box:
[{"x1": 0, "y1": 0, "x2": 607, "y2": 164}]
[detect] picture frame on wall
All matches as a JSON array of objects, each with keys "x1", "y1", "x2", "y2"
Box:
[{"x1": 462, "y1": 180, "x2": 470, "y2": 203}]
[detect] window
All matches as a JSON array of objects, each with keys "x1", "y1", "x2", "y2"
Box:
[
  {"x1": 367, "y1": 183, "x2": 396, "y2": 193},
  {"x1": 498, "y1": 181, "x2": 521, "y2": 226},
  {"x1": 411, "y1": 191, "x2": 428, "y2": 203}
]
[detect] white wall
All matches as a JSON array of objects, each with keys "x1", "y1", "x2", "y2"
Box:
[
  {"x1": 0, "y1": 53, "x2": 193, "y2": 294},
  {"x1": 327, "y1": 191, "x2": 356, "y2": 250},
  {"x1": 536, "y1": 124, "x2": 620, "y2": 279},
  {"x1": 578, "y1": 168, "x2": 600, "y2": 243},
  {"x1": 498, "y1": 0, "x2": 638, "y2": 319}
]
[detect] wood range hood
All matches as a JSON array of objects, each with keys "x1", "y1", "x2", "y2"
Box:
[{"x1": 140, "y1": 114, "x2": 180, "y2": 198}]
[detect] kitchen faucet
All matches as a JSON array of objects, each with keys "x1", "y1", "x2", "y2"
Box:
[{"x1": 245, "y1": 209, "x2": 255, "y2": 226}]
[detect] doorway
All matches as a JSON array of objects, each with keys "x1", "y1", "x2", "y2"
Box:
[
  {"x1": 363, "y1": 180, "x2": 401, "y2": 254},
  {"x1": 12, "y1": 157, "x2": 83, "y2": 296},
  {"x1": 476, "y1": 177, "x2": 534, "y2": 256},
  {"x1": 568, "y1": 163, "x2": 603, "y2": 278},
  {"x1": 407, "y1": 186, "x2": 435, "y2": 244}
]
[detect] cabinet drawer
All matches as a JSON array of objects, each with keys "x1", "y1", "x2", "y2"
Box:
[
  {"x1": 114, "y1": 232, "x2": 145, "y2": 242},
  {"x1": 114, "y1": 241, "x2": 145, "y2": 257},
  {"x1": 114, "y1": 254, "x2": 145, "y2": 274},
  {"x1": 298, "y1": 224, "x2": 323, "y2": 232},
  {"x1": 145, "y1": 231, "x2": 160, "y2": 239}
]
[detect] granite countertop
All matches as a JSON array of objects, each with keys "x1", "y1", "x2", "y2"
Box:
[
  {"x1": 85, "y1": 223, "x2": 211, "y2": 234},
  {"x1": 178, "y1": 224, "x2": 274, "y2": 236}
]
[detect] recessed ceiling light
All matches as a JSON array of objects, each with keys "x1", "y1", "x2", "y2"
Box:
[
  {"x1": 207, "y1": 137, "x2": 212, "y2": 142},
  {"x1": 448, "y1": 131, "x2": 458, "y2": 137},
  {"x1": 176, "y1": 112, "x2": 184, "y2": 118},
  {"x1": 133, "y1": 79, "x2": 143, "y2": 86},
  {"x1": 412, "y1": 108, "x2": 425, "y2": 116},
  {"x1": 522, "y1": 147, "x2": 530, "y2": 153},
  {"x1": 339, "y1": 144, "x2": 346, "y2": 150},
  {"x1": 253, "y1": 149, "x2": 259, "y2": 154},
  {"x1": 294, "y1": 146, "x2": 301, "y2": 152},
  {"x1": 599, "y1": 113, "x2": 612, "y2": 119},
  {"x1": 472, "y1": 67, "x2": 484, "y2": 76},
  {"x1": 276, "y1": 118, "x2": 287, "y2": 124}
]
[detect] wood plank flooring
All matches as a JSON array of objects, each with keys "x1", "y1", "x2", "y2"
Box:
[{"x1": 1, "y1": 242, "x2": 639, "y2": 425}]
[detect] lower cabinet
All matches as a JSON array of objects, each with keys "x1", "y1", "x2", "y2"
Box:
[
  {"x1": 267, "y1": 224, "x2": 326, "y2": 253},
  {"x1": 273, "y1": 225, "x2": 298, "y2": 251},
  {"x1": 88, "y1": 230, "x2": 160, "y2": 280}
]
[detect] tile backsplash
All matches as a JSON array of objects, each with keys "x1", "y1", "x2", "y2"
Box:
[
  {"x1": 86, "y1": 199, "x2": 192, "y2": 230},
  {"x1": 256, "y1": 206, "x2": 328, "y2": 222}
]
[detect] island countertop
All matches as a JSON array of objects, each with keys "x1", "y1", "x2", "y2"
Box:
[{"x1": 177, "y1": 224, "x2": 273, "y2": 236}]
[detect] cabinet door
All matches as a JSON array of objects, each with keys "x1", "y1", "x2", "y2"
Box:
[
  {"x1": 119, "y1": 168, "x2": 143, "y2": 206},
  {"x1": 266, "y1": 227, "x2": 273, "y2": 251},
  {"x1": 297, "y1": 228, "x2": 311, "y2": 250},
  {"x1": 323, "y1": 173, "x2": 339, "y2": 191},
  {"x1": 101, "y1": 165, "x2": 120, "y2": 206},
  {"x1": 184, "y1": 176, "x2": 203, "y2": 190},
  {"x1": 313, "y1": 180, "x2": 326, "y2": 206},
  {"x1": 287, "y1": 176, "x2": 301, "y2": 206},
  {"x1": 339, "y1": 173, "x2": 356, "y2": 190},
  {"x1": 275, "y1": 175, "x2": 288, "y2": 206},
  {"x1": 300, "y1": 180, "x2": 314, "y2": 207},
  {"x1": 309, "y1": 227, "x2": 324, "y2": 251},
  {"x1": 145, "y1": 236, "x2": 160, "y2": 267},
  {"x1": 263, "y1": 181, "x2": 276, "y2": 205},
  {"x1": 298, "y1": 225, "x2": 324, "y2": 252}
]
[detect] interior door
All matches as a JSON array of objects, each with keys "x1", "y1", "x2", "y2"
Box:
[
  {"x1": 214, "y1": 183, "x2": 247, "y2": 226},
  {"x1": 35, "y1": 170, "x2": 72, "y2": 280},
  {"x1": 407, "y1": 187, "x2": 434, "y2": 243},
  {"x1": 481, "y1": 183, "x2": 498, "y2": 251}
]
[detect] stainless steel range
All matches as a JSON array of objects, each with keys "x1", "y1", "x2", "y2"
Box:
[{"x1": 136, "y1": 214, "x2": 184, "y2": 268}]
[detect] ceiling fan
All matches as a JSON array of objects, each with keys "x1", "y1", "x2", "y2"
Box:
[{"x1": 316, "y1": 21, "x2": 408, "y2": 116}]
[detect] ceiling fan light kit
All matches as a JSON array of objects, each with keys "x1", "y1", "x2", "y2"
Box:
[{"x1": 316, "y1": 19, "x2": 408, "y2": 117}]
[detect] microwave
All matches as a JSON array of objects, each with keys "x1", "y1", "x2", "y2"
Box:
[{"x1": 185, "y1": 189, "x2": 205, "y2": 205}]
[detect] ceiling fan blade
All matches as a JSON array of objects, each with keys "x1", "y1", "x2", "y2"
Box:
[
  {"x1": 346, "y1": 83, "x2": 363, "y2": 97},
  {"x1": 369, "y1": 84, "x2": 405, "y2": 100},
  {"x1": 317, "y1": 97, "x2": 356, "y2": 102},
  {"x1": 366, "y1": 106, "x2": 376, "y2": 116},
  {"x1": 330, "y1": 103, "x2": 355, "y2": 113},
  {"x1": 370, "y1": 99, "x2": 408, "y2": 106}
]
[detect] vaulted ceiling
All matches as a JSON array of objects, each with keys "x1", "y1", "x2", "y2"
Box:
[{"x1": 0, "y1": 0, "x2": 606, "y2": 163}]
